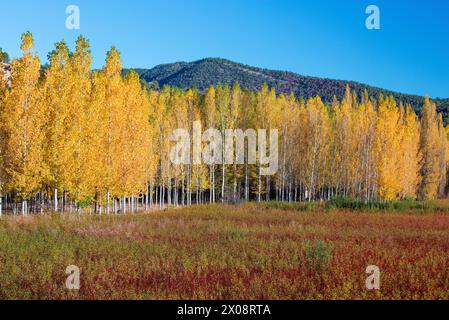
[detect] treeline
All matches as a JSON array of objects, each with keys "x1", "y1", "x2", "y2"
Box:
[
  {"x1": 134, "y1": 58, "x2": 449, "y2": 125},
  {"x1": 0, "y1": 33, "x2": 448, "y2": 215}
]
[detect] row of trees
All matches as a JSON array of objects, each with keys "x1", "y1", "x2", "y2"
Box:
[{"x1": 0, "y1": 33, "x2": 448, "y2": 215}]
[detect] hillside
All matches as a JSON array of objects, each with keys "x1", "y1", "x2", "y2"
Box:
[{"x1": 132, "y1": 58, "x2": 449, "y2": 122}]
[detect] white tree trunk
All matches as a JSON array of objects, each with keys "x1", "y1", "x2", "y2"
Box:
[{"x1": 54, "y1": 188, "x2": 58, "y2": 212}]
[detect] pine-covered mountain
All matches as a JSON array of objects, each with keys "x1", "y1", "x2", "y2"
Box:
[{"x1": 131, "y1": 58, "x2": 449, "y2": 122}]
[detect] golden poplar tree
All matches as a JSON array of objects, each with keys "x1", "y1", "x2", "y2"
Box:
[
  {"x1": 398, "y1": 105, "x2": 421, "y2": 199},
  {"x1": 42, "y1": 40, "x2": 73, "y2": 210},
  {"x1": 43, "y1": 36, "x2": 94, "y2": 210},
  {"x1": 0, "y1": 32, "x2": 48, "y2": 214},
  {"x1": 375, "y1": 96, "x2": 401, "y2": 200},
  {"x1": 203, "y1": 86, "x2": 216, "y2": 203},
  {"x1": 419, "y1": 98, "x2": 443, "y2": 199},
  {"x1": 114, "y1": 71, "x2": 151, "y2": 209},
  {"x1": 98, "y1": 46, "x2": 125, "y2": 212}
]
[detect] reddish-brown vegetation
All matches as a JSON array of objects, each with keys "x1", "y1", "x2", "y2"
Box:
[{"x1": 0, "y1": 204, "x2": 448, "y2": 299}]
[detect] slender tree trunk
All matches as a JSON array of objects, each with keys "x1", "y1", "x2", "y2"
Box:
[
  {"x1": 154, "y1": 182, "x2": 158, "y2": 208},
  {"x1": 266, "y1": 176, "x2": 270, "y2": 201},
  {"x1": 145, "y1": 182, "x2": 149, "y2": 211},
  {"x1": 150, "y1": 182, "x2": 154, "y2": 209},
  {"x1": 233, "y1": 163, "x2": 237, "y2": 203},
  {"x1": 212, "y1": 164, "x2": 215, "y2": 203},
  {"x1": 54, "y1": 188, "x2": 58, "y2": 212},
  {"x1": 245, "y1": 155, "x2": 249, "y2": 201},
  {"x1": 22, "y1": 199, "x2": 27, "y2": 216}
]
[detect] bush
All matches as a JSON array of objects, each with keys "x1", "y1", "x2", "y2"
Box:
[
  {"x1": 325, "y1": 197, "x2": 447, "y2": 212},
  {"x1": 225, "y1": 230, "x2": 246, "y2": 241},
  {"x1": 259, "y1": 198, "x2": 449, "y2": 213},
  {"x1": 263, "y1": 201, "x2": 319, "y2": 212},
  {"x1": 76, "y1": 197, "x2": 93, "y2": 209},
  {"x1": 302, "y1": 240, "x2": 334, "y2": 272}
]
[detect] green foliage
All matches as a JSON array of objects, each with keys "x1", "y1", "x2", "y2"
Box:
[
  {"x1": 302, "y1": 240, "x2": 334, "y2": 272},
  {"x1": 76, "y1": 197, "x2": 93, "y2": 209},
  {"x1": 326, "y1": 197, "x2": 448, "y2": 212},
  {"x1": 263, "y1": 198, "x2": 449, "y2": 213},
  {"x1": 225, "y1": 230, "x2": 247, "y2": 242},
  {"x1": 262, "y1": 201, "x2": 320, "y2": 211},
  {"x1": 0, "y1": 48, "x2": 9, "y2": 63}
]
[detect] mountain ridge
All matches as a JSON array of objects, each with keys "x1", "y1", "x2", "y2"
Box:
[{"x1": 129, "y1": 58, "x2": 449, "y2": 122}]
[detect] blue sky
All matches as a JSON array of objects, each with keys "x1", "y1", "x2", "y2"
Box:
[{"x1": 0, "y1": 0, "x2": 448, "y2": 98}]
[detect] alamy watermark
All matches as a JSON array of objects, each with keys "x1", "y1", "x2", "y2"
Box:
[
  {"x1": 365, "y1": 5, "x2": 380, "y2": 30},
  {"x1": 170, "y1": 121, "x2": 279, "y2": 176},
  {"x1": 65, "y1": 265, "x2": 80, "y2": 290},
  {"x1": 66, "y1": 5, "x2": 80, "y2": 30},
  {"x1": 62, "y1": 263, "x2": 379, "y2": 292},
  {"x1": 366, "y1": 265, "x2": 380, "y2": 290}
]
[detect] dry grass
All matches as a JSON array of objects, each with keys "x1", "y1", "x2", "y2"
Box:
[{"x1": 0, "y1": 203, "x2": 448, "y2": 300}]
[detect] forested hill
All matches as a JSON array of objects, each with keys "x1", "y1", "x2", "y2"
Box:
[{"x1": 130, "y1": 58, "x2": 449, "y2": 123}]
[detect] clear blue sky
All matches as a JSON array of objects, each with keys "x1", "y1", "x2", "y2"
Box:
[{"x1": 1, "y1": 0, "x2": 448, "y2": 98}]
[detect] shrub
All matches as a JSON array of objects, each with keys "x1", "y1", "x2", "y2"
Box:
[
  {"x1": 302, "y1": 240, "x2": 334, "y2": 272},
  {"x1": 325, "y1": 197, "x2": 447, "y2": 212},
  {"x1": 226, "y1": 230, "x2": 246, "y2": 241},
  {"x1": 263, "y1": 201, "x2": 319, "y2": 212},
  {"x1": 76, "y1": 197, "x2": 93, "y2": 209}
]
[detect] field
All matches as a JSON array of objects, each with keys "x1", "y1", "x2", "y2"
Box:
[{"x1": 0, "y1": 203, "x2": 448, "y2": 300}]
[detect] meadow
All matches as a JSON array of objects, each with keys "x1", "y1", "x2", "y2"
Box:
[{"x1": 0, "y1": 203, "x2": 448, "y2": 300}]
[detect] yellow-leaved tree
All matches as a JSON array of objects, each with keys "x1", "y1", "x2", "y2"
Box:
[
  {"x1": 419, "y1": 98, "x2": 445, "y2": 199},
  {"x1": 116, "y1": 70, "x2": 151, "y2": 211},
  {"x1": 398, "y1": 104, "x2": 421, "y2": 199},
  {"x1": 375, "y1": 96, "x2": 401, "y2": 200},
  {"x1": 0, "y1": 32, "x2": 49, "y2": 215}
]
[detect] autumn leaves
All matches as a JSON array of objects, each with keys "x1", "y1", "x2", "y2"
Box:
[
  {"x1": 292, "y1": 92, "x2": 447, "y2": 202},
  {"x1": 1, "y1": 32, "x2": 45, "y2": 202},
  {"x1": 0, "y1": 32, "x2": 448, "y2": 215},
  {"x1": 0, "y1": 34, "x2": 152, "y2": 214}
]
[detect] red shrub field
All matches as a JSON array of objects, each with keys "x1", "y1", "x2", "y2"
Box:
[{"x1": 0, "y1": 203, "x2": 448, "y2": 299}]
